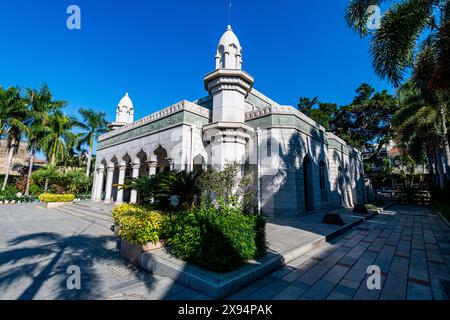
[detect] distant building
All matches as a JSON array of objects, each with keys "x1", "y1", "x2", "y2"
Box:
[{"x1": 0, "y1": 139, "x2": 46, "y2": 176}]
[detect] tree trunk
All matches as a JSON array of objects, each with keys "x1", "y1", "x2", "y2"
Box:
[
  {"x1": 435, "y1": 148, "x2": 446, "y2": 190},
  {"x1": 25, "y1": 147, "x2": 35, "y2": 196},
  {"x1": 1, "y1": 142, "x2": 16, "y2": 191},
  {"x1": 44, "y1": 153, "x2": 56, "y2": 192},
  {"x1": 85, "y1": 134, "x2": 93, "y2": 177},
  {"x1": 439, "y1": 103, "x2": 450, "y2": 181},
  {"x1": 444, "y1": 133, "x2": 450, "y2": 181},
  {"x1": 427, "y1": 153, "x2": 436, "y2": 184}
]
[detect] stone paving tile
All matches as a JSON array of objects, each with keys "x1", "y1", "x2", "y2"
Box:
[
  {"x1": 0, "y1": 204, "x2": 194, "y2": 300},
  {"x1": 237, "y1": 204, "x2": 450, "y2": 300}
]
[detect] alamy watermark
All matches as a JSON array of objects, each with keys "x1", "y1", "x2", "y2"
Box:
[
  {"x1": 66, "y1": 265, "x2": 81, "y2": 290},
  {"x1": 66, "y1": 5, "x2": 81, "y2": 30},
  {"x1": 366, "y1": 265, "x2": 381, "y2": 290},
  {"x1": 366, "y1": 5, "x2": 381, "y2": 31}
]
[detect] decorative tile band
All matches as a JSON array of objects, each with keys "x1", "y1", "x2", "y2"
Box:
[
  {"x1": 99, "y1": 100, "x2": 210, "y2": 142},
  {"x1": 97, "y1": 110, "x2": 209, "y2": 150}
]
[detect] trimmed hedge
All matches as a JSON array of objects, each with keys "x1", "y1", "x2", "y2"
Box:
[
  {"x1": 112, "y1": 203, "x2": 148, "y2": 224},
  {"x1": 113, "y1": 203, "x2": 165, "y2": 245},
  {"x1": 118, "y1": 210, "x2": 165, "y2": 245},
  {"x1": 163, "y1": 204, "x2": 266, "y2": 273},
  {"x1": 38, "y1": 193, "x2": 75, "y2": 203}
]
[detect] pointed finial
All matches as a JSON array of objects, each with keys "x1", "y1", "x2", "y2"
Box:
[{"x1": 228, "y1": 0, "x2": 232, "y2": 27}]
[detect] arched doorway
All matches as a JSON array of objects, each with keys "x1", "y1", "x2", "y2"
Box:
[
  {"x1": 154, "y1": 145, "x2": 170, "y2": 173},
  {"x1": 319, "y1": 160, "x2": 328, "y2": 206},
  {"x1": 193, "y1": 154, "x2": 205, "y2": 172},
  {"x1": 303, "y1": 156, "x2": 314, "y2": 212}
]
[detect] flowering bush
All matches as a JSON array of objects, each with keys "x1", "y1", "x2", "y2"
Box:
[
  {"x1": 118, "y1": 209, "x2": 164, "y2": 245},
  {"x1": 38, "y1": 193, "x2": 75, "y2": 203}
]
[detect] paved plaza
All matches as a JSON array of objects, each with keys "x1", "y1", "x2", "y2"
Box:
[
  {"x1": 0, "y1": 203, "x2": 449, "y2": 300},
  {"x1": 229, "y1": 205, "x2": 450, "y2": 300}
]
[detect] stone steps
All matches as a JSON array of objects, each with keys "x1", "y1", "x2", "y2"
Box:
[
  {"x1": 54, "y1": 202, "x2": 114, "y2": 230},
  {"x1": 69, "y1": 201, "x2": 114, "y2": 218}
]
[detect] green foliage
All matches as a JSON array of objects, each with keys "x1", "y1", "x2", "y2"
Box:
[
  {"x1": 163, "y1": 198, "x2": 266, "y2": 273},
  {"x1": 200, "y1": 161, "x2": 255, "y2": 211},
  {"x1": 38, "y1": 193, "x2": 75, "y2": 203},
  {"x1": 28, "y1": 184, "x2": 44, "y2": 196},
  {"x1": 31, "y1": 166, "x2": 91, "y2": 194},
  {"x1": 297, "y1": 97, "x2": 338, "y2": 130},
  {"x1": 64, "y1": 169, "x2": 91, "y2": 194},
  {"x1": 0, "y1": 184, "x2": 19, "y2": 197},
  {"x1": 112, "y1": 203, "x2": 153, "y2": 224},
  {"x1": 125, "y1": 170, "x2": 204, "y2": 209},
  {"x1": 332, "y1": 83, "x2": 398, "y2": 150},
  {"x1": 346, "y1": 0, "x2": 441, "y2": 87},
  {"x1": 39, "y1": 110, "x2": 76, "y2": 164},
  {"x1": 157, "y1": 170, "x2": 205, "y2": 209},
  {"x1": 115, "y1": 207, "x2": 165, "y2": 245}
]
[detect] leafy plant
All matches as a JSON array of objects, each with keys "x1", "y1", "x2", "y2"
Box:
[
  {"x1": 163, "y1": 200, "x2": 265, "y2": 273},
  {"x1": 112, "y1": 203, "x2": 151, "y2": 224},
  {"x1": 118, "y1": 209, "x2": 164, "y2": 245},
  {"x1": 200, "y1": 161, "x2": 255, "y2": 211}
]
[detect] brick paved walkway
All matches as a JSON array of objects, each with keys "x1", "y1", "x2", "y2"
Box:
[
  {"x1": 0, "y1": 204, "x2": 202, "y2": 300},
  {"x1": 1, "y1": 204, "x2": 449, "y2": 300},
  {"x1": 229, "y1": 205, "x2": 450, "y2": 300}
]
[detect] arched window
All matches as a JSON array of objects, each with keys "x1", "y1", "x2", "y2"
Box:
[{"x1": 319, "y1": 160, "x2": 326, "y2": 190}]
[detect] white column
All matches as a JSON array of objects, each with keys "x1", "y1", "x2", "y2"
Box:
[
  {"x1": 104, "y1": 166, "x2": 115, "y2": 203},
  {"x1": 147, "y1": 155, "x2": 157, "y2": 176},
  {"x1": 190, "y1": 125, "x2": 196, "y2": 172},
  {"x1": 116, "y1": 163, "x2": 127, "y2": 204},
  {"x1": 91, "y1": 169, "x2": 98, "y2": 200},
  {"x1": 94, "y1": 167, "x2": 105, "y2": 200},
  {"x1": 168, "y1": 158, "x2": 174, "y2": 171},
  {"x1": 148, "y1": 160, "x2": 157, "y2": 176},
  {"x1": 130, "y1": 162, "x2": 140, "y2": 204}
]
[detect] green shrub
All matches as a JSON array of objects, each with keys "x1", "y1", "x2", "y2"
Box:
[
  {"x1": 164, "y1": 202, "x2": 262, "y2": 273},
  {"x1": 38, "y1": 193, "x2": 75, "y2": 203},
  {"x1": 112, "y1": 203, "x2": 149, "y2": 224},
  {"x1": 254, "y1": 213, "x2": 267, "y2": 258},
  {"x1": 0, "y1": 184, "x2": 19, "y2": 197},
  {"x1": 29, "y1": 184, "x2": 44, "y2": 196},
  {"x1": 118, "y1": 209, "x2": 164, "y2": 245}
]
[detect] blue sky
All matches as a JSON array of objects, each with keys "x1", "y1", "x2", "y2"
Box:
[{"x1": 0, "y1": 0, "x2": 393, "y2": 124}]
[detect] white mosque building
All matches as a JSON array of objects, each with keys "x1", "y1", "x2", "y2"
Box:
[{"x1": 91, "y1": 25, "x2": 366, "y2": 217}]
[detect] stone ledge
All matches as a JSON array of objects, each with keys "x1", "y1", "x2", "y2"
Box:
[{"x1": 138, "y1": 215, "x2": 366, "y2": 299}]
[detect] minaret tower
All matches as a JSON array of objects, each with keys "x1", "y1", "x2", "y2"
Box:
[
  {"x1": 203, "y1": 24, "x2": 254, "y2": 169},
  {"x1": 108, "y1": 92, "x2": 135, "y2": 131}
]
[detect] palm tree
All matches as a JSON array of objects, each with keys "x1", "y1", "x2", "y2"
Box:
[
  {"x1": 71, "y1": 108, "x2": 108, "y2": 177},
  {"x1": 0, "y1": 87, "x2": 29, "y2": 191},
  {"x1": 346, "y1": 0, "x2": 450, "y2": 87},
  {"x1": 39, "y1": 111, "x2": 76, "y2": 190},
  {"x1": 393, "y1": 85, "x2": 449, "y2": 188},
  {"x1": 24, "y1": 84, "x2": 66, "y2": 196}
]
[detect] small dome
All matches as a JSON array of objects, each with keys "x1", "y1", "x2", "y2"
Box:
[
  {"x1": 218, "y1": 25, "x2": 241, "y2": 49},
  {"x1": 115, "y1": 92, "x2": 134, "y2": 124},
  {"x1": 118, "y1": 92, "x2": 133, "y2": 110},
  {"x1": 215, "y1": 25, "x2": 243, "y2": 70}
]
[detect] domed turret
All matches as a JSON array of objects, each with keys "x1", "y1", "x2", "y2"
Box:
[
  {"x1": 215, "y1": 25, "x2": 243, "y2": 70},
  {"x1": 115, "y1": 92, "x2": 134, "y2": 124}
]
